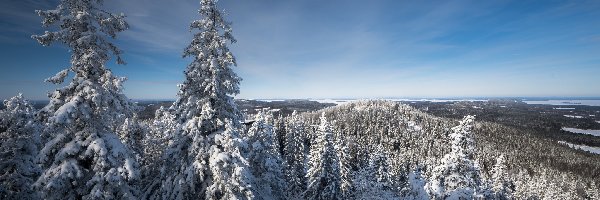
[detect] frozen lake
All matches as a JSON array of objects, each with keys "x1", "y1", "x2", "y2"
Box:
[
  {"x1": 255, "y1": 98, "x2": 489, "y2": 106},
  {"x1": 312, "y1": 98, "x2": 488, "y2": 105},
  {"x1": 561, "y1": 127, "x2": 600, "y2": 137},
  {"x1": 558, "y1": 141, "x2": 600, "y2": 155},
  {"x1": 523, "y1": 100, "x2": 600, "y2": 107}
]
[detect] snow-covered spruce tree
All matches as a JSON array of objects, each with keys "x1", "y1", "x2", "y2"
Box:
[
  {"x1": 0, "y1": 94, "x2": 41, "y2": 199},
  {"x1": 304, "y1": 113, "x2": 341, "y2": 200},
  {"x1": 283, "y1": 110, "x2": 307, "y2": 199},
  {"x1": 490, "y1": 154, "x2": 513, "y2": 200},
  {"x1": 140, "y1": 106, "x2": 175, "y2": 199},
  {"x1": 272, "y1": 113, "x2": 286, "y2": 156},
  {"x1": 147, "y1": 0, "x2": 253, "y2": 199},
  {"x1": 32, "y1": 0, "x2": 139, "y2": 199},
  {"x1": 352, "y1": 165, "x2": 400, "y2": 199},
  {"x1": 369, "y1": 144, "x2": 393, "y2": 190},
  {"x1": 117, "y1": 114, "x2": 145, "y2": 164},
  {"x1": 207, "y1": 120, "x2": 254, "y2": 199},
  {"x1": 585, "y1": 181, "x2": 599, "y2": 200},
  {"x1": 244, "y1": 111, "x2": 286, "y2": 199},
  {"x1": 401, "y1": 167, "x2": 430, "y2": 200},
  {"x1": 425, "y1": 115, "x2": 483, "y2": 200},
  {"x1": 352, "y1": 144, "x2": 398, "y2": 199},
  {"x1": 336, "y1": 138, "x2": 353, "y2": 199}
]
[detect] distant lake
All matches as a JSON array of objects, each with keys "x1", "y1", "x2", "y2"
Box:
[
  {"x1": 561, "y1": 127, "x2": 600, "y2": 137},
  {"x1": 523, "y1": 100, "x2": 600, "y2": 107},
  {"x1": 558, "y1": 141, "x2": 600, "y2": 155}
]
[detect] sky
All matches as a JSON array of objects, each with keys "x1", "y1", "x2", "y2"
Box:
[{"x1": 1, "y1": 0, "x2": 600, "y2": 100}]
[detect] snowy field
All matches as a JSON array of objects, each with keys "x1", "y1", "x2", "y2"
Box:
[
  {"x1": 561, "y1": 127, "x2": 600, "y2": 137},
  {"x1": 558, "y1": 141, "x2": 600, "y2": 155},
  {"x1": 523, "y1": 100, "x2": 600, "y2": 106}
]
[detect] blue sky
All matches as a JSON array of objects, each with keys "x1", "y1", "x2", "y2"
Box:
[{"x1": 1, "y1": 0, "x2": 600, "y2": 100}]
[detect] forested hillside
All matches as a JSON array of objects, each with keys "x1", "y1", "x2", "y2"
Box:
[{"x1": 277, "y1": 100, "x2": 600, "y2": 199}]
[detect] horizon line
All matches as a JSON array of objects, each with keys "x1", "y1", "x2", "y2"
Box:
[{"x1": 19, "y1": 96, "x2": 600, "y2": 102}]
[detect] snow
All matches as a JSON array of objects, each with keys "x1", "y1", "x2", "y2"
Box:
[
  {"x1": 558, "y1": 141, "x2": 600, "y2": 155},
  {"x1": 313, "y1": 98, "x2": 487, "y2": 105},
  {"x1": 596, "y1": 121, "x2": 600, "y2": 124},
  {"x1": 523, "y1": 100, "x2": 600, "y2": 107},
  {"x1": 312, "y1": 99, "x2": 353, "y2": 105},
  {"x1": 553, "y1": 107, "x2": 575, "y2": 110},
  {"x1": 45, "y1": 69, "x2": 69, "y2": 84},
  {"x1": 254, "y1": 99, "x2": 285, "y2": 102},
  {"x1": 52, "y1": 97, "x2": 80, "y2": 123},
  {"x1": 561, "y1": 127, "x2": 600, "y2": 137},
  {"x1": 563, "y1": 115, "x2": 584, "y2": 119},
  {"x1": 253, "y1": 98, "x2": 489, "y2": 106},
  {"x1": 407, "y1": 121, "x2": 422, "y2": 131}
]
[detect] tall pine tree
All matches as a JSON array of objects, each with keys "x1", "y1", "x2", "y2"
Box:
[
  {"x1": 425, "y1": 115, "x2": 483, "y2": 199},
  {"x1": 32, "y1": 0, "x2": 139, "y2": 199},
  {"x1": 147, "y1": 0, "x2": 253, "y2": 199},
  {"x1": 304, "y1": 113, "x2": 341, "y2": 200},
  {"x1": 491, "y1": 154, "x2": 513, "y2": 200},
  {"x1": 244, "y1": 111, "x2": 286, "y2": 199},
  {"x1": 283, "y1": 111, "x2": 307, "y2": 198},
  {"x1": 0, "y1": 94, "x2": 41, "y2": 199}
]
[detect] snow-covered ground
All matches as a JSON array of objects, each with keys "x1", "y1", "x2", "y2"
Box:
[
  {"x1": 523, "y1": 100, "x2": 600, "y2": 107},
  {"x1": 597, "y1": 121, "x2": 600, "y2": 124},
  {"x1": 558, "y1": 141, "x2": 600, "y2": 155},
  {"x1": 561, "y1": 127, "x2": 600, "y2": 137}
]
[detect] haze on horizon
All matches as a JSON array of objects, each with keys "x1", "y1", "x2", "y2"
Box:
[{"x1": 1, "y1": 0, "x2": 599, "y2": 100}]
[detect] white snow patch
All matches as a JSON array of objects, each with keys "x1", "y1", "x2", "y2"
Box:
[
  {"x1": 561, "y1": 127, "x2": 600, "y2": 137},
  {"x1": 53, "y1": 97, "x2": 80, "y2": 123},
  {"x1": 311, "y1": 99, "x2": 353, "y2": 105},
  {"x1": 596, "y1": 121, "x2": 600, "y2": 124},
  {"x1": 553, "y1": 107, "x2": 575, "y2": 110},
  {"x1": 524, "y1": 100, "x2": 600, "y2": 107},
  {"x1": 254, "y1": 99, "x2": 285, "y2": 102},
  {"x1": 313, "y1": 98, "x2": 488, "y2": 105},
  {"x1": 558, "y1": 141, "x2": 600, "y2": 155},
  {"x1": 563, "y1": 115, "x2": 584, "y2": 119}
]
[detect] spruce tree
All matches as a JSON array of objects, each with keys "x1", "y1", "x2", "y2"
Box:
[
  {"x1": 336, "y1": 138, "x2": 353, "y2": 199},
  {"x1": 0, "y1": 94, "x2": 41, "y2": 199},
  {"x1": 148, "y1": 0, "x2": 253, "y2": 199},
  {"x1": 401, "y1": 167, "x2": 430, "y2": 200},
  {"x1": 283, "y1": 110, "x2": 307, "y2": 199},
  {"x1": 304, "y1": 113, "x2": 341, "y2": 200},
  {"x1": 32, "y1": 0, "x2": 139, "y2": 199},
  {"x1": 425, "y1": 115, "x2": 482, "y2": 199},
  {"x1": 491, "y1": 154, "x2": 513, "y2": 200},
  {"x1": 244, "y1": 111, "x2": 286, "y2": 199}
]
